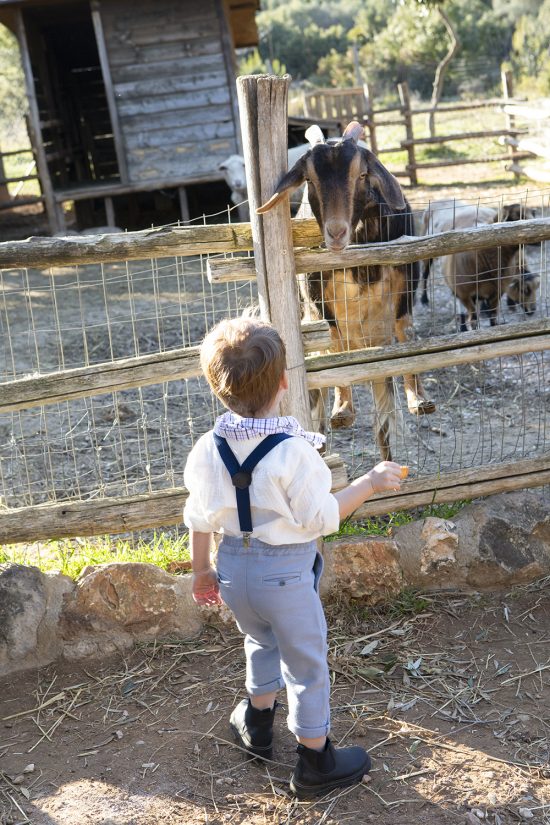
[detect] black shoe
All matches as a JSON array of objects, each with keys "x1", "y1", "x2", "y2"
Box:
[
  {"x1": 290, "y1": 738, "x2": 371, "y2": 799},
  {"x1": 229, "y1": 699, "x2": 277, "y2": 760}
]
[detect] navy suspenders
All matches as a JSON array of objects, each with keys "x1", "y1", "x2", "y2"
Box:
[{"x1": 213, "y1": 432, "x2": 292, "y2": 546}]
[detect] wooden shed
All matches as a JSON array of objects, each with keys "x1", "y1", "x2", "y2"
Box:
[{"x1": 0, "y1": 0, "x2": 259, "y2": 232}]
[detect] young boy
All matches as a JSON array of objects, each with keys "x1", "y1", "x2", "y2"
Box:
[{"x1": 183, "y1": 317, "x2": 404, "y2": 799}]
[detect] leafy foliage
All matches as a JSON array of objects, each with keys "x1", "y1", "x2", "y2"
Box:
[
  {"x1": 0, "y1": 25, "x2": 26, "y2": 131},
  {"x1": 239, "y1": 0, "x2": 546, "y2": 98}
]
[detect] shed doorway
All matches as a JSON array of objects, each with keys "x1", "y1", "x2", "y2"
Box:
[{"x1": 22, "y1": 2, "x2": 119, "y2": 190}]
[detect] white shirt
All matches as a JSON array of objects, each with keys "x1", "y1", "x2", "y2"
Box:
[{"x1": 183, "y1": 431, "x2": 340, "y2": 544}]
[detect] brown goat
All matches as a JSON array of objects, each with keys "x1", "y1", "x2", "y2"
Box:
[
  {"x1": 257, "y1": 121, "x2": 434, "y2": 461},
  {"x1": 440, "y1": 204, "x2": 539, "y2": 331}
]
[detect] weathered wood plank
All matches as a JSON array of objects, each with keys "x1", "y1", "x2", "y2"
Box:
[
  {"x1": 108, "y1": 38, "x2": 222, "y2": 67},
  {"x1": 0, "y1": 219, "x2": 321, "y2": 269},
  {"x1": 307, "y1": 332, "x2": 550, "y2": 388},
  {"x1": 354, "y1": 454, "x2": 550, "y2": 518},
  {"x1": 306, "y1": 318, "x2": 550, "y2": 370},
  {"x1": 114, "y1": 70, "x2": 229, "y2": 100},
  {"x1": 111, "y1": 54, "x2": 226, "y2": 84},
  {"x1": 121, "y1": 104, "x2": 235, "y2": 134},
  {"x1": 207, "y1": 216, "x2": 550, "y2": 281},
  {"x1": 0, "y1": 321, "x2": 331, "y2": 413},
  {"x1": 125, "y1": 121, "x2": 235, "y2": 150},
  {"x1": 1, "y1": 454, "x2": 548, "y2": 544},
  {"x1": 117, "y1": 86, "x2": 231, "y2": 117}
]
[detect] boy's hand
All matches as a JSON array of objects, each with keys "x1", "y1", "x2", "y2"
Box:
[
  {"x1": 192, "y1": 567, "x2": 223, "y2": 606},
  {"x1": 367, "y1": 461, "x2": 405, "y2": 493}
]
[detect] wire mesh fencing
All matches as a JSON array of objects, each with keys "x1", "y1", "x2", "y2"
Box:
[{"x1": 0, "y1": 190, "x2": 549, "y2": 532}]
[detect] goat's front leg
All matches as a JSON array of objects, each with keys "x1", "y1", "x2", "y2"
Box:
[
  {"x1": 328, "y1": 323, "x2": 355, "y2": 428},
  {"x1": 394, "y1": 314, "x2": 436, "y2": 416}
]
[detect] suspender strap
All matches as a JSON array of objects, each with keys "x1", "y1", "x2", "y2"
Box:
[{"x1": 213, "y1": 433, "x2": 293, "y2": 536}]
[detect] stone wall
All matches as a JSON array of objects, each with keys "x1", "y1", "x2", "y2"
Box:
[{"x1": 1, "y1": 489, "x2": 549, "y2": 676}]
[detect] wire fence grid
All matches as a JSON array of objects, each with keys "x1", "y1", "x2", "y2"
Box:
[{"x1": 0, "y1": 190, "x2": 549, "y2": 520}]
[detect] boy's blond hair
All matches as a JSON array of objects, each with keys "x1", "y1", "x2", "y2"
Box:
[{"x1": 200, "y1": 318, "x2": 286, "y2": 417}]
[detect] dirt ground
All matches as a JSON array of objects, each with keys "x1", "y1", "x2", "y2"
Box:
[{"x1": 1, "y1": 581, "x2": 550, "y2": 825}]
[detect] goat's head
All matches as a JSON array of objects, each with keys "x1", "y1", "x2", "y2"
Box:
[
  {"x1": 218, "y1": 155, "x2": 247, "y2": 193},
  {"x1": 257, "y1": 121, "x2": 405, "y2": 252},
  {"x1": 507, "y1": 267, "x2": 540, "y2": 316},
  {"x1": 500, "y1": 203, "x2": 536, "y2": 222}
]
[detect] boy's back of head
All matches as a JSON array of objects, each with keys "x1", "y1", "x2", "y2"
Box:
[{"x1": 200, "y1": 318, "x2": 286, "y2": 417}]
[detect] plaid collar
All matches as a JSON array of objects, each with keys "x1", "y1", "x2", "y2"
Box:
[{"x1": 214, "y1": 412, "x2": 325, "y2": 449}]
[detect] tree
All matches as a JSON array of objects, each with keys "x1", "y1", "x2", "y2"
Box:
[{"x1": 413, "y1": 0, "x2": 461, "y2": 136}]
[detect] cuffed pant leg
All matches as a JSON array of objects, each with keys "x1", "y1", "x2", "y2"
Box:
[
  {"x1": 217, "y1": 549, "x2": 284, "y2": 696},
  {"x1": 249, "y1": 550, "x2": 331, "y2": 739}
]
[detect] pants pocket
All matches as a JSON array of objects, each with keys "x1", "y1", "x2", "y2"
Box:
[
  {"x1": 262, "y1": 571, "x2": 302, "y2": 587},
  {"x1": 313, "y1": 551, "x2": 324, "y2": 593}
]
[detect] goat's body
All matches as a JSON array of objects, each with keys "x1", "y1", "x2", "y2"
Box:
[
  {"x1": 443, "y1": 247, "x2": 538, "y2": 331},
  {"x1": 302, "y1": 197, "x2": 429, "y2": 458},
  {"x1": 421, "y1": 200, "x2": 539, "y2": 330}
]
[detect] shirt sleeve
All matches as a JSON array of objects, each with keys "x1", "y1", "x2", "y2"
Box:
[
  {"x1": 183, "y1": 435, "x2": 217, "y2": 533},
  {"x1": 284, "y1": 441, "x2": 340, "y2": 536}
]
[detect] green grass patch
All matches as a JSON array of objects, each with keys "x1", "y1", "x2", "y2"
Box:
[
  {"x1": 325, "y1": 499, "x2": 471, "y2": 542},
  {"x1": 0, "y1": 532, "x2": 190, "y2": 579}
]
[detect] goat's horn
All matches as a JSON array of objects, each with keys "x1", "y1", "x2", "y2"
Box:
[
  {"x1": 305, "y1": 125, "x2": 325, "y2": 147},
  {"x1": 342, "y1": 121, "x2": 364, "y2": 143}
]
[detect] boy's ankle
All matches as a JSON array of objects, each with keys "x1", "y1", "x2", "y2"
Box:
[{"x1": 297, "y1": 735, "x2": 327, "y2": 752}]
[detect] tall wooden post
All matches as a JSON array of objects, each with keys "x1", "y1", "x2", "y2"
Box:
[
  {"x1": 502, "y1": 70, "x2": 520, "y2": 182},
  {"x1": 398, "y1": 82, "x2": 418, "y2": 186},
  {"x1": 237, "y1": 74, "x2": 312, "y2": 428}
]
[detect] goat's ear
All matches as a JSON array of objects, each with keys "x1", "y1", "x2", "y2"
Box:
[
  {"x1": 256, "y1": 160, "x2": 307, "y2": 214},
  {"x1": 361, "y1": 148, "x2": 406, "y2": 211}
]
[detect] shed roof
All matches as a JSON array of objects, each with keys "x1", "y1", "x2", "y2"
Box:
[{"x1": 0, "y1": 0, "x2": 260, "y2": 47}]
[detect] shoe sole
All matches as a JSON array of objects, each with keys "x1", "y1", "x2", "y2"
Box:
[
  {"x1": 289, "y1": 762, "x2": 370, "y2": 800},
  {"x1": 229, "y1": 721, "x2": 273, "y2": 761}
]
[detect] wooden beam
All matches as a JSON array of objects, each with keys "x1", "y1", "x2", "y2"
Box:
[
  {"x1": 354, "y1": 454, "x2": 550, "y2": 518},
  {"x1": 400, "y1": 129, "x2": 525, "y2": 147},
  {"x1": 1, "y1": 453, "x2": 547, "y2": 544},
  {"x1": 207, "y1": 216, "x2": 550, "y2": 281},
  {"x1": 238, "y1": 74, "x2": 312, "y2": 428},
  {"x1": 0, "y1": 320, "x2": 331, "y2": 413},
  {"x1": 91, "y1": 0, "x2": 129, "y2": 183},
  {"x1": 0, "y1": 218, "x2": 322, "y2": 270},
  {"x1": 306, "y1": 330, "x2": 550, "y2": 389}
]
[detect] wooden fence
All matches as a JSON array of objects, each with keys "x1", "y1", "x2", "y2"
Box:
[
  {"x1": 296, "y1": 72, "x2": 532, "y2": 185},
  {"x1": 1, "y1": 74, "x2": 550, "y2": 545},
  {"x1": 0, "y1": 144, "x2": 42, "y2": 211}
]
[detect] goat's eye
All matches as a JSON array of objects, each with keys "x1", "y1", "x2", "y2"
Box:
[{"x1": 359, "y1": 172, "x2": 368, "y2": 179}]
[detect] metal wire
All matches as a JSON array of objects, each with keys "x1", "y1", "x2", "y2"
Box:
[{"x1": 0, "y1": 192, "x2": 549, "y2": 510}]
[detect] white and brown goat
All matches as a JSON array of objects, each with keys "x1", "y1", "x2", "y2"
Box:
[
  {"x1": 257, "y1": 121, "x2": 434, "y2": 460},
  {"x1": 421, "y1": 200, "x2": 539, "y2": 330}
]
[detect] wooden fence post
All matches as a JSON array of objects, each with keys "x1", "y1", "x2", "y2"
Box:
[
  {"x1": 237, "y1": 74, "x2": 313, "y2": 428},
  {"x1": 398, "y1": 82, "x2": 418, "y2": 186},
  {"x1": 502, "y1": 70, "x2": 520, "y2": 181}
]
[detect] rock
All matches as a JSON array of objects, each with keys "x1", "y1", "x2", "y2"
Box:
[
  {"x1": 321, "y1": 536, "x2": 403, "y2": 603},
  {"x1": 0, "y1": 564, "x2": 74, "y2": 676},
  {"x1": 394, "y1": 489, "x2": 550, "y2": 590},
  {"x1": 60, "y1": 563, "x2": 202, "y2": 652}
]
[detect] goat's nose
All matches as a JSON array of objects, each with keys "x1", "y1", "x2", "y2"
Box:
[{"x1": 325, "y1": 220, "x2": 348, "y2": 243}]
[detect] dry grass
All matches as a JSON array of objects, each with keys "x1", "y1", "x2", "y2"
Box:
[{"x1": 1, "y1": 578, "x2": 550, "y2": 824}]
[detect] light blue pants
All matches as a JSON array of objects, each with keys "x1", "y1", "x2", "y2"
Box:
[{"x1": 217, "y1": 536, "x2": 330, "y2": 739}]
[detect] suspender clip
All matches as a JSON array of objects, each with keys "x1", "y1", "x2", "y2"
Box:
[{"x1": 242, "y1": 532, "x2": 251, "y2": 548}]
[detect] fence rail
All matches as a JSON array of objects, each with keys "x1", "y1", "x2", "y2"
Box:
[{"x1": 295, "y1": 73, "x2": 530, "y2": 184}]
